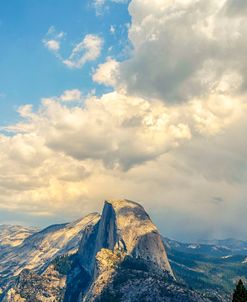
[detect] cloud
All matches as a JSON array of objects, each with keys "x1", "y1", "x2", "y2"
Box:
[
  {"x1": 43, "y1": 29, "x2": 103, "y2": 69},
  {"x1": 0, "y1": 88, "x2": 245, "y2": 228},
  {"x1": 44, "y1": 40, "x2": 60, "y2": 52},
  {"x1": 93, "y1": 0, "x2": 129, "y2": 15},
  {"x1": 18, "y1": 91, "x2": 193, "y2": 169},
  {"x1": 21, "y1": 90, "x2": 83, "y2": 107},
  {"x1": 224, "y1": 0, "x2": 247, "y2": 16},
  {"x1": 108, "y1": 0, "x2": 247, "y2": 103},
  {"x1": 59, "y1": 89, "x2": 82, "y2": 102},
  {"x1": 110, "y1": 25, "x2": 116, "y2": 34},
  {"x1": 43, "y1": 26, "x2": 65, "y2": 53},
  {"x1": 93, "y1": 57, "x2": 119, "y2": 86},
  {"x1": 63, "y1": 35, "x2": 103, "y2": 69}
]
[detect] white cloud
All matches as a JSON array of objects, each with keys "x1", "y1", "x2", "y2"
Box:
[
  {"x1": 110, "y1": 25, "x2": 116, "y2": 34},
  {"x1": 111, "y1": 0, "x2": 247, "y2": 103},
  {"x1": 59, "y1": 89, "x2": 82, "y2": 102},
  {"x1": 63, "y1": 35, "x2": 103, "y2": 69},
  {"x1": 44, "y1": 40, "x2": 60, "y2": 52},
  {"x1": 35, "y1": 92, "x2": 193, "y2": 168},
  {"x1": 93, "y1": 57, "x2": 119, "y2": 86},
  {"x1": 43, "y1": 28, "x2": 103, "y2": 69},
  {"x1": 1, "y1": 88, "x2": 244, "y2": 222},
  {"x1": 43, "y1": 26, "x2": 65, "y2": 54},
  {"x1": 0, "y1": 91, "x2": 186, "y2": 216}
]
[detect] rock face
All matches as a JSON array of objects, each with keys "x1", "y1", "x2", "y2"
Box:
[
  {"x1": 1, "y1": 199, "x2": 216, "y2": 302},
  {"x1": 93, "y1": 268, "x2": 212, "y2": 302},
  {"x1": 77, "y1": 200, "x2": 212, "y2": 302},
  {"x1": 2, "y1": 266, "x2": 66, "y2": 302},
  {"x1": 78, "y1": 200, "x2": 173, "y2": 278}
]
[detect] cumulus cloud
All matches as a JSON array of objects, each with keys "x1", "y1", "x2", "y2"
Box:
[
  {"x1": 11, "y1": 92, "x2": 193, "y2": 169},
  {"x1": 18, "y1": 90, "x2": 83, "y2": 108},
  {"x1": 0, "y1": 92, "x2": 166, "y2": 216},
  {"x1": 59, "y1": 89, "x2": 82, "y2": 102},
  {"x1": 93, "y1": 57, "x2": 119, "y2": 86},
  {"x1": 0, "y1": 88, "x2": 245, "y2": 230},
  {"x1": 108, "y1": 0, "x2": 247, "y2": 103}
]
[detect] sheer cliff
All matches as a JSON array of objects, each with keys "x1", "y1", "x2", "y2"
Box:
[{"x1": 1, "y1": 200, "x2": 217, "y2": 302}]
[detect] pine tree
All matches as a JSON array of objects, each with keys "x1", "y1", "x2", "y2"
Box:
[{"x1": 232, "y1": 279, "x2": 247, "y2": 302}]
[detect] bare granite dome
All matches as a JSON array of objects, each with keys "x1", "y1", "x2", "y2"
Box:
[{"x1": 78, "y1": 199, "x2": 174, "y2": 278}]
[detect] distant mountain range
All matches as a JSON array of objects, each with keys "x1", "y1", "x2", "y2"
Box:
[
  {"x1": 163, "y1": 237, "x2": 247, "y2": 301},
  {"x1": 0, "y1": 200, "x2": 246, "y2": 301},
  {"x1": 0, "y1": 213, "x2": 100, "y2": 291},
  {"x1": 200, "y1": 238, "x2": 247, "y2": 255},
  {"x1": 164, "y1": 237, "x2": 247, "y2": 256},
  {"x1": 0, "y1": 225, "x2": 38, "y2": 250}
]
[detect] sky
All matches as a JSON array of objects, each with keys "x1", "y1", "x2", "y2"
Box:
[{"x1": 0, "y1": 0, "x2": 247, "y2": 242}]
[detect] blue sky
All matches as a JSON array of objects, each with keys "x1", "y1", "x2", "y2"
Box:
[{"x1": 0, "y1": 0, "x2": 130, "y2": 125}]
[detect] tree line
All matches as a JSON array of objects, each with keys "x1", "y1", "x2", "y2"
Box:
[{"x1": 232, "y1": 279, "x2": 247, "y2": 302}]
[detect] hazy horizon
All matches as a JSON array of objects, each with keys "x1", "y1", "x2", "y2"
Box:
[{"x1": 0, "y1": 198, "x2": 245, "y2": 243}]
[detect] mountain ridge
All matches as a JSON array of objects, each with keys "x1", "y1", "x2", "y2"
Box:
[
  {"x1": 0, "y1": 199, "x2": 245, "y2": 301},
  {"x1": 0, "y1": 212, "x2": 100, "y2": 295}
]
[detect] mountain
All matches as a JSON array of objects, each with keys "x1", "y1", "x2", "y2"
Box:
[
  {"x1": 163, "y1": 237, "x2": 232, "y2": 256},
  {"x1": 201, "y1": 239, "x2": 247, "y2": 255},
  {"x1": 78, "y1": 199, "x2": 179, "y2": 301},
  {"x1": 1, "y1": 199, "x2": 213, "y2": 302},
  {"x1": 163, "y1": 237, "x2": 247, "y2": 301},
  {"x1": 79, "y1": 199, "x2": 174, "y2": 277},
  {"x1": 0, "y1": 213, "x2": 100, "y2": 293},
  {"x1": 0, "y1": 225, "x2": 37, "y2": 250},
  {"x1": 1, "y1": 199, "x2": 246, "y2": 301}
]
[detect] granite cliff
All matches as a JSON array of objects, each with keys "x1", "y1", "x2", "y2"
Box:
[
  {"x1": 78, "y1": 199, "x2": 176, "y2": 301},
  {"x1": 1, "y1": 200, "x2": 219, "y2": 302}
]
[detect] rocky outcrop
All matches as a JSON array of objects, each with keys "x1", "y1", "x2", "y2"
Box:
[
  {"x1": 3, "y1": 266, "x2": 66, "y2": 302},
  {"x1": 2, "y1": 252, "x2": 93, "y2": 302},
  {"x1": 94, "y1": 266, "x2": 211, "y2": 302}
]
